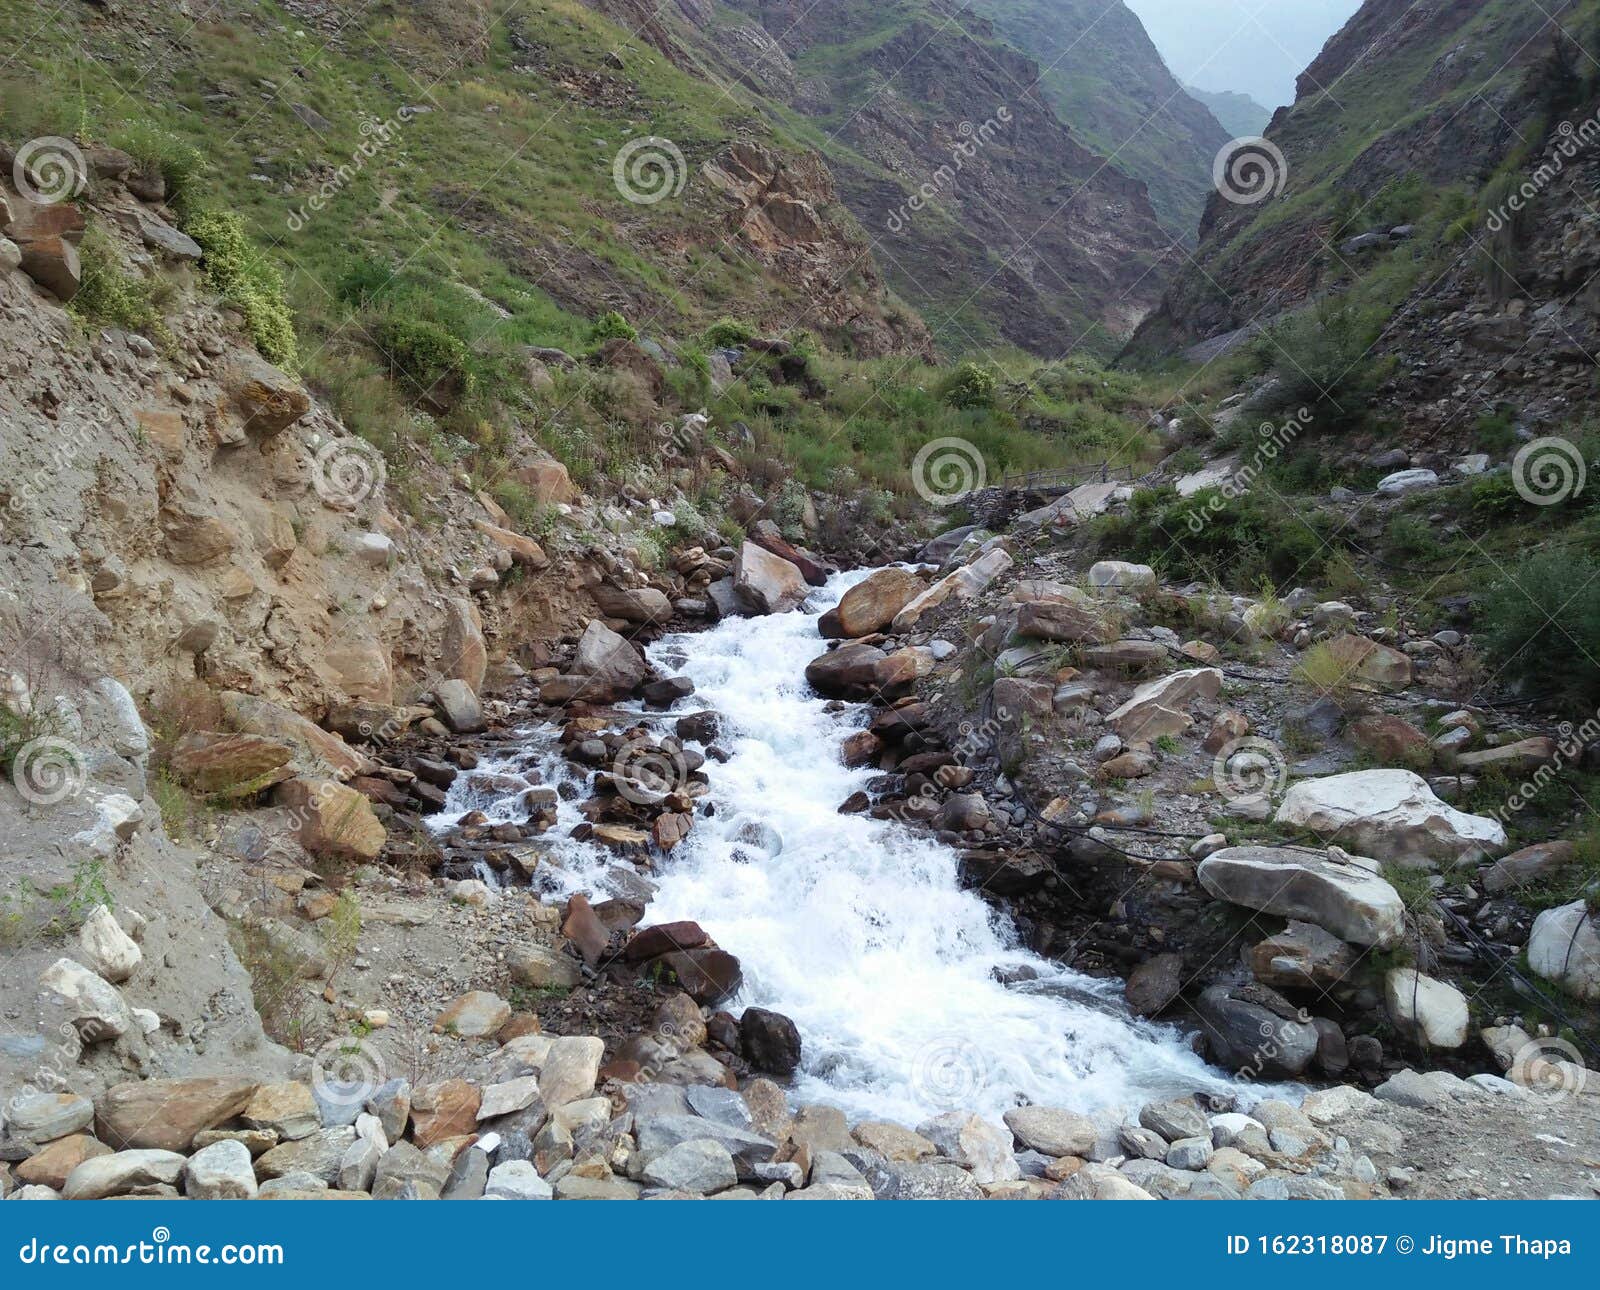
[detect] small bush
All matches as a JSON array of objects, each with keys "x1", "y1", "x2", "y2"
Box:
[
  {"x1": 1251, "y1": 299, "x2": 1392, "y2": 431},
  {"x1": 703, "y1": 318, "x2": 754, "y2": 348},
  {"x1": 938, "y1": 361, "x2": 998, "y2": 410},
  {"x1": 70, "y1": 222, "x2": 161, "y2": 334},
  {"x1": 370, "y1": 315, "x2": 474, "y2": 396},
  {"x1": 111, "y1": 121, "x2": 204, "y2": 209},
  {"x1": 187, "y1": 210, "x2": 297, "y2": 366},
  {"x1": 1479, "y1": 550, "x2": 1600, "y2": 707},
  {"x1": 588, "y1": 310, "x2": 637, "y2": 344}
]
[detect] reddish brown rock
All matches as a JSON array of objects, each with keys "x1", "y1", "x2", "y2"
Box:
[
  {"x1": 833, "y1": 567, "x2": 925, "y2": 637},
  {"x1": 169, "y1": 732, "x2": 293, "y2": 796},
  {"x1": 96, "y1": 1078, "x2": 257, "y2": 1152},
  {"x1": 16, "y1": 1135, "x2": 112, "y2": 1190},
  {"x1": 561, "y1": 893, "x2": 610, "y2": 966},
  {"x1": 409, "y1": 1080, "x2": 481, "y2": 1150},
  {"x1": 625, "y1": 921, "x2": 714, "y2": 963},
  {"x1": 659, "y1": 948, "x2": 743, "y2": 1006}
]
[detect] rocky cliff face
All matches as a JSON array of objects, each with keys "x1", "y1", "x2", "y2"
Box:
[
  {"x1": 1128, "y1": 0, "x2": 1586, "y2": 359},
  {"x1": 961, "y1": 0, "x2": 1232, "y2": 243},
  {"x1": 584, "y1": 0, "x2": 1179, "y2": 354}
]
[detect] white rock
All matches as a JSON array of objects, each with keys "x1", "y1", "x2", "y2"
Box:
[
  {"x1": 915, "y1": 1111, "x2": 1021, "y2": 1184},
  {"x1": 1527, "y1": 902, "x2": 1600, "y2": 1001},
  {"x1": 1385, "y1": 968, "x2": 1470, "y2": 1048},
  {"x1": 77, "y1": 905, "x2": 141, "y2": 983},
  {"x1": 1088, "y1": 560, "x2": 1156, "y2": 591},
  {"x1": 64, "y1": 1150, "x2": 186, "y2": 1199},
  {"x1": 1300, "y1": 1086, "x2": 1379, "y2": 1125},
  {"x1": 1377, "y1": 468, "x2": 1439, "y2": 495},
  {"x1": 353, "y1": 532, "x2": 394, "y2": 566},
  {"x1": 184, "y1": 1139, "x2": 258, "y2": 1199},
  {"x1": 1273, "y1": 769, "x2": 1505, "y2": 866},
  {"x1": 478, "y1": 1076, "x2": 542, "y2": 1120},
  {"x1": 39, "y1": 957, "x2": 132, "y2": 1039},
  {"x1": 641, "y1": 1138, "x2": 738, "y2": 1193},
  {"x1": 87, "y1": 678, "x2": 150, "y2": 761},
  {"x1": 1197, "y1": 847, "x2": 1405, "y2": 947},
  {"x1": 484, "y1": 1160, "x2": 552, "y2": 1199},
  {"x1": 71, "y1": 793, "x2": 145, "y2": 857}
]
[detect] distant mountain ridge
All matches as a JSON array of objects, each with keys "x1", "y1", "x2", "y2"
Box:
[
  {"x1": 959, "y1": 0, "x2": 1231, "y2": 243},
  {"x1": 1184, "y1": 86, "x2": 1271, "y2": 140}
]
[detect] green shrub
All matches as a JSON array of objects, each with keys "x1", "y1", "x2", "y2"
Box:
[
  {"x1": 938, "y1": 361, "x2": 998, "y2": 410},
  {"x1": 111, "y1": 121, "x2": 204, "y2": 209},
  {"x1": 1479, "y1": 550, "x2": 1600, "y2": 706},
  {"x1": 187, "y1": 210, "x2": 297, "y2": 366},
  {"x1": 70, "y1": 222, "x2": 160, "y2": 333},
  {"x1": 703, "y1": 318, "x2": 755, "y2": 348},
  {"x1": 370, "y1": 315, "x2": 474, "y2": 396},
  {"x1": 588, "y1": 310, "x2": 637, "y2": 344},
  {"x1": 1251, "y1": 299, "x2": 1392, "y2": 431}
]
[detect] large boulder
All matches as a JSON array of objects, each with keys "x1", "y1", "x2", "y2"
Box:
[
  {"x1": 804, "y1": 643, "x2": 888, "y2": 699},
  {"x1": 590, "y1": 583, "x2": 672, "y2": 624},
  {"x1": 432, "y1": 679, "x2": 485, "y2": 734},
  {"x1": 1016, "y1": 598, "x2": 1114, "y2": 644},
  {"x1": 1249, "y1": 922, "x2": 1356, "y2": 991},
  {"x1": 1384, "y1": 969, "x2": 1470, "y2": 1048},
  {"x1": 750, "y1": 520, "x2": 831, "y2": 586},
  {"x1": 833, "y1": 567, "x2": 925, "y2": 637},
  {"x1": 915, "y1": 1112, "x2": 1020, "y2": 1184},
  {"x1": 733, "y1": 541, "x2": 808, "y2": 614},
  {"x1": 1273, "y1": 769, "x2": 1506, "y2": 867},
  {"x1": 1321, "y1": 635, "x2": 1413, "y2": 691},
  {"x1": 570, "y1": 619, "x2": 650, "y2": 698},
  {"x1": 275, "y1": 777, "x2": 386, "y2": 862},
  {"x1": 1193, "y1": 987, "x2": 1319, "y2": 1077},
  {"x1": 891, "y1": 548, "x2": 1012, "y2": 631},
  {"x1": 1527, "y1": 901, "x2": 1600, "y2": 1001},
  {"x1": 96, "y1": 1078, "x2": 257, "y2": 1152},
  {"x1": 219, "y1": 691, "x2": 374, "y2": 779},
  {"x1": 440, "y1": 597, "x2": 488, "y2": 693},
  {"x1": 168, "y1": 732, "x2": 293, "y2": 796},
  {"x1": 1106, "y1": 668, "x2": 1222, "y2": 740},
  {"x1": 1197, "y1": 847, "x2": 1405, "y2": 947}
]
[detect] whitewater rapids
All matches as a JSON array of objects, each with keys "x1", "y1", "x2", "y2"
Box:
[{"x1": 436, "y1": 570, "x2": 1238, "y2": 1126}]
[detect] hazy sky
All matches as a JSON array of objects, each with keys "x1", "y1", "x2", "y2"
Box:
[{"x1": 1124, "y1": 0, "x2": 1365, "y2": 110}]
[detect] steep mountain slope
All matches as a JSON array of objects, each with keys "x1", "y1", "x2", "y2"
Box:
[
  {"x1": 959, "y1": 0, "x2": 1231, "y2": 242},
  {"x1": 0, "y1": 0, "x2": 928, "y2": 360},
  {"x1": 1185, "y1": 86, "x2": 1270, "y2": 139},
  {"x1": 582, "y1": 0, "x2": 1179, "y2": 355},
  {"x1": 1127, "y1": 0, "x2": 1593, "y2": 358}
]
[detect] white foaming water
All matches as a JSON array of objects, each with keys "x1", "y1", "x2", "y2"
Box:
[{"x1": 435, "y1": 570, "x2": 1239, "y2": 1125}]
